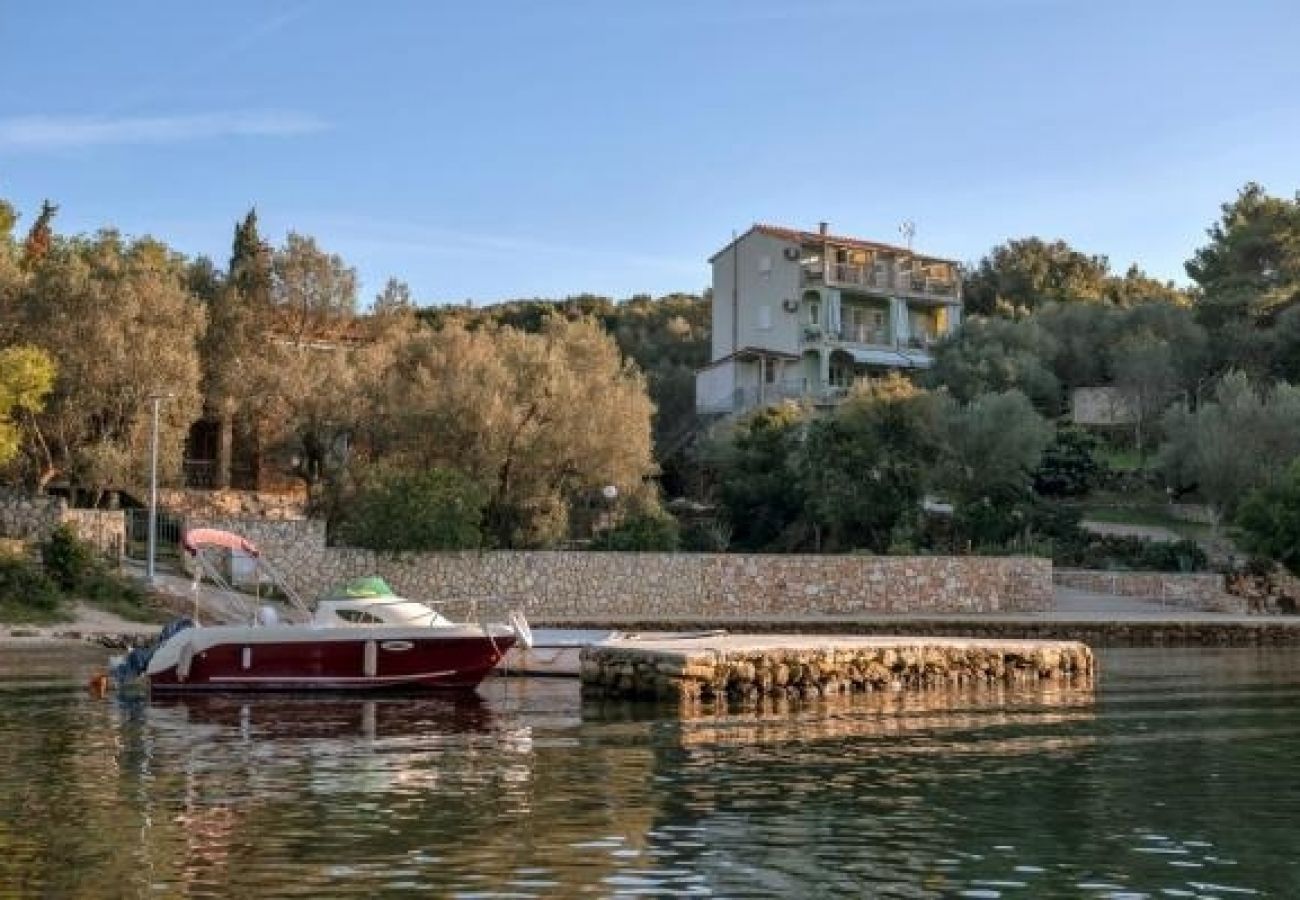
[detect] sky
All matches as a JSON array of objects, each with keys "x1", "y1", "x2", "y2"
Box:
[{"x1": 2, "y1": 0, "x2": 1299, "y2": 305}]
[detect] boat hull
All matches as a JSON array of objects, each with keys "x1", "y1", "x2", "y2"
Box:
[{"x1": 147, "y1": 628, "x2": 515, "y2": 692}]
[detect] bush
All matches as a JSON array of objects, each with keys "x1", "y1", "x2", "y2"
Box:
[
  {"x1": 680, "y1": 520, "x2": 731, "y2": 552},
  {"x1": 1033, "y1": 428, "x2": 1104, "y2": 497},
  {"x1": 1053, "y1": 534, "x2": 1207, "y2": 572},
  {"x1": 1236, "y1": 459, "x2": 1300, "y2": 575},
  {"x1": 0, "y1": 555, "x2": 64, "y2": 622},
  {"x1": 590, "y1": 510, "x2": 681, "y2": 551},
  {"x1": 34, "y1": 524, "x2": 164, "y2": 623},
  {"x1": 336, "y1": 465, "x2": 487, "y2": 552},
  {"x1": 40, "y1": 524, "x2": 97, "y2": 592}
]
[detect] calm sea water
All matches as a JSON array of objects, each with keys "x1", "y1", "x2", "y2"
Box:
[{"x1": 0, "y1": 646, "x2": 1297, "y2": 898}]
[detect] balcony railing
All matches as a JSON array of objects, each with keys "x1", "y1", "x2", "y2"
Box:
[
  {"x1": 819, "y1": 263, "x2": 958, "y2": 298},
  {"x1": 836, "y1": 324, "x2": 892, "y2": 346},
  {"x1": 699, "y1": 379, "x2": 848, "y2": 415},
  {"x1": 830, "y1": 263, "x2": 892, "y2": 291}
]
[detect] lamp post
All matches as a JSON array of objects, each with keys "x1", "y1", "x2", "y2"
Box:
[{"x1": 147, "y1": 393, "x2": 173, "y2": 582}]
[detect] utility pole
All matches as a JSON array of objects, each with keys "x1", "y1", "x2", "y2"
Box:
[{"x1": 147, "y1": 393, "x2": 172, "y2": 582}]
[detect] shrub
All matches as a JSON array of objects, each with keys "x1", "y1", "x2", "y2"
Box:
[
  {"x1": 0, "y1": 555, "x2": 63, "y2": 621},
  {"x1": 40, "y1": 524, "x2": 97, "y2": 592},
  {"x1": 336, "y1": 465, "x2": 487, "y2": 552},
  {"x1": 1053, "y1": 534, "x2": 1207, "y2": 572},
  {"x1": 1033, "y1": 428, "x2": 1104, "y2": 497},
  {"x1": 590, "y1": 509, "x2": 681, "y2": 551},
  {"x1": 35, "y1": 524, "x2": 164, "y2": 623},
  {"x1": 680, "y1": 520, "x2": 731, "y2": 552},
  {"x1": 1236, "y1": 459, "x2": 1300, "y2": 575}
]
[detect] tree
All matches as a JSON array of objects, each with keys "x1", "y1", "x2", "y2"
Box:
[
  {"x1": 364, "y1": 316, "x2": 656, "y2": 548},
  {"x1": 1033, "y1": 427, "x2": 1102, "y2": 497},
  {"x1": 934, "y1": 390, "x2": 1053, "y2": 547},
  {"x1": 1236, "y1": 458, "x2": 1300, "y2": 575},
  {"x1": 1111, "y1": 331, "x2": 1179, "y2": 461},
  {"x1": 1158, "y1": 372, "x2": 1300, "y2": 523},
  {"x1": 335, "y1": 464, "x2": 486, "y2": 551},
  {"x1": 799, "y1": 375, "x2": 939, "y2": 552},
  {"x1": 20, "y1": 200, "x2": 57, "y2": 269},
  {"x1": 373, "y1": 277, "x2": 414, "y2": 315},
  {"x1": 272, "y1": 232, "x2": 358, "y2": 342},
  {"x1": 711, "y1": 402, "x2": 807, "y2": 551},
  {"x1": 0, "y1": 346, "x2": 56, "y2": 467},
  {"x1": 1186, "y1": 182, "x2": 1300, "y2": 325},
  {"x1": 12, "y1": 231, "x2": 205, "y2": 495},
  {"x1": 926, "y1": 317, "x2": 1062, "y2": 413},
  {"x1": 201, "y1": 210, "x2": 272, "y2": 488},
  {"x1": 419, "y1": 291, "x2": 711, "y2": 495},
  {"x1": 1104, "y1": 264, "x2": 1189, "y2": 307},
  {"x1": 963, "y1": 238, "x2": 1111, "y2": 316}
]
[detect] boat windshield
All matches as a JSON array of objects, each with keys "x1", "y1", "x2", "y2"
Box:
[{"x1": 322, "y1": 576, "x2": 399, "y2": 602}]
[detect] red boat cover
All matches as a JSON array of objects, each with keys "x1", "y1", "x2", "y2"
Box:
[{"x1": 182, "y1": 528, "x2": 260, "y2": 557}]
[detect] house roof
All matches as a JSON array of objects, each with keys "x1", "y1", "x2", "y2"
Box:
[
  {"x1": 696, "y1": 345, "x2": 801, "y2": 372},
  {"x1": 709, "y1": 224, "x2": 960, "y2": 266}
]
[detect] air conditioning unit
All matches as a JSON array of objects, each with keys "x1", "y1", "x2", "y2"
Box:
[
  {"x1": 782, "y1": 246, "x2": 801, "y2": 261},
  {"x1": 781, "y1": 297, "x2": 799, "y2": 313}
]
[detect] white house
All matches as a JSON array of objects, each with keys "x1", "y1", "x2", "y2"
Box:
[{"x1": 696, "y1": 223, "x2": 963, "y2": 414}]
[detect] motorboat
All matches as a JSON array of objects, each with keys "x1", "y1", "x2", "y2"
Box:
[
  {"x1": 501, "y1": 628, "x2": 728, "y2": 677},
  {"x1": 112, "y1": 528, "x2": 532, "y2": 693}
]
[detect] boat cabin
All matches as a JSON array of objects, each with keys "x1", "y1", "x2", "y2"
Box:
[{"x1": 311, "y1": 577, "x2": 453, "y2": 629}]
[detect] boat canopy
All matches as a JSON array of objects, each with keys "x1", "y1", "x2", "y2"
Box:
[
  {"x1": 182, "y1": 528, "x2": 259, "y2": 557},
  {"x1": 322, "y1": 576, "x2": 399, "y2": 601}
]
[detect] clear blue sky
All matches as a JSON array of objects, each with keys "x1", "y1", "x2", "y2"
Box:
[{"x1": 2, "y1": 1, "x2": 1298, "y2": 304}]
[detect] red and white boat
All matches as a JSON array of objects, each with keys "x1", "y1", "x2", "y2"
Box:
[{"x1": 113, "y1": 528, "x2": 531, "y2": 693}]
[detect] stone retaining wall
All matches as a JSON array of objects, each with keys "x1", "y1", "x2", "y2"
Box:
[
  {"x1": 0, "y1": 490, "x2": 126, "y2": 556},
  {"x1": 159, "y1": 488, "x2": 307, "y2": 520},
  {"x1": 0, "y1": 490, "x2": 64, "y2": 541},
  {"x1": 184, "y1": 516, "x2": 1052, "y2": 618},
  {"x1": 1053, "y1": 568, "x2": 1246, "y2": 613},
  {"x1": 61, "y1": 509, "x2": 126, "y2": 557}
]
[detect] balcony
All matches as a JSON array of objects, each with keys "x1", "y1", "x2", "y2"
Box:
[
  {"x1": 835, "y1": 324, "x2": 892, "y2": 346},
  {"x1": 819, "y1": 262, "x2": 958, "y2": 300}
]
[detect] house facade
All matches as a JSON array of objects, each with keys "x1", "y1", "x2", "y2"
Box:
[{"x1": 696, "y1": 223, "x2": 962, "y2": 414}]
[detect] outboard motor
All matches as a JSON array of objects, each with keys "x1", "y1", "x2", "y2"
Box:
[{"x1": 109, "y1": 617, "x2": 195, "y2": 686}]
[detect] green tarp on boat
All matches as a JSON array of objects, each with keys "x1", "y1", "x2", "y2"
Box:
[{"x1": 322, "y1": 576, "x2": 398, "y2": 600}]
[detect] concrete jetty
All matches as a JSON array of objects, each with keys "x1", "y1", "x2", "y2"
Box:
[{"x1": 580, "y1": 634, "x2": 1095, "y2": 704}]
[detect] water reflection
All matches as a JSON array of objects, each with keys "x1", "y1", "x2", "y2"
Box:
[{"x1": 0, "y1": 651, "x2": 1297, "y2": 897}]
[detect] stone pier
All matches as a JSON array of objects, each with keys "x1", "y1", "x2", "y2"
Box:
[{"x1": 580, "y1": 635, "x2": 1095, "y2": 705}]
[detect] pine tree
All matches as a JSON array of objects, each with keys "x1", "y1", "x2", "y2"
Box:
[{"x1": 21, "y1": 200, "x2": 57, "y2": 267}]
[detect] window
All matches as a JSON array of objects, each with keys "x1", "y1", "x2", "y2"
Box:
[
  {"x1": 809, "y1": 301, "x2": 820, "y2": 326},
  {"x1": 337, "y1": 609, "x2": 386, "y2": 625},
  {"x1": 758, "y1": 304, "x2": 772, "y2": 330},
  {"x1": 764, "y1": 357, "x2": 778, "y2": 384}
]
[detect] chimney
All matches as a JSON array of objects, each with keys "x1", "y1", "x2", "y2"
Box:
[{"x1": 818, "y1": 221, "x2": 829, "y2": 236}]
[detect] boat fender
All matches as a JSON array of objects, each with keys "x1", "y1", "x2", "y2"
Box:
[
  {"x1": 363, "y1": 640, "x2": 378, "y2": 678},
  {"x1": 176, "y1": 640, "x2": 194, "y2": 682}
]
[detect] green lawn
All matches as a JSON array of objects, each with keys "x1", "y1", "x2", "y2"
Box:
[
  {"x1": 1098, "y1": 445, "x2": 1147, "y2": 472},
  {"x1": 1077, "y1": 503, "x2": 1215, "y2": 539}
]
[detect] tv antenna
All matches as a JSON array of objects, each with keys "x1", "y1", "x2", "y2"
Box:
[{"x1": 899, "y1": 220, "x2": 916, "y2": 251}]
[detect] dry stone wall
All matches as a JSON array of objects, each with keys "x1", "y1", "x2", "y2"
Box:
[
  {"x1": 1053, "y1": 568, "x2": 1246, "y2": 613},
  {"x1": 0, "y1": 491, "x2": 124, "y2": 555},
  {"x1": 0, "y1": 490, "x2": 64, "y2": 541},
  {"x1": 185, "y1": 516, "x2": 1052, "y2": 619}
]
